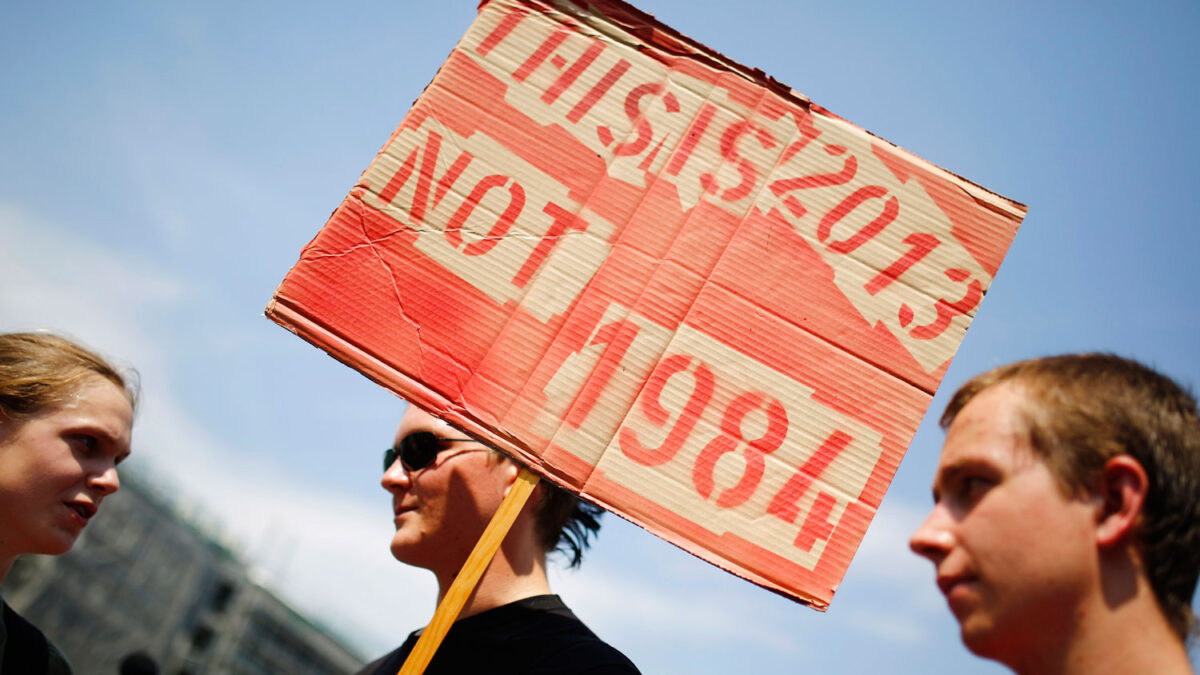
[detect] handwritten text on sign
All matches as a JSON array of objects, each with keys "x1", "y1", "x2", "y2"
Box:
[
  {"x1": 270, "y1": 0, "x2": 1025, "y2": 607},
  {"x1": 593, "y1": 321, "x2": 885, "y2": 570},
  {"x1": 358, "y1": 106, "x2": 891, "y2": 577},
  {"x1": 463, "y1": 7, "x2": 991, "y2": 372}
]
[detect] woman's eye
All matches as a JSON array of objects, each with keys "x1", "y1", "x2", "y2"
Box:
[{"x1": 71, "y1": 435, "x2": 98, "y2": 453}]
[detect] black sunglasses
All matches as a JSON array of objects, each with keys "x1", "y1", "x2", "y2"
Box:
[{"x1": 384, "y1": 431, "x2": 478, "y2": 473}]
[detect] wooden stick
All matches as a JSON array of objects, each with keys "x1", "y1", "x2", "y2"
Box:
[{"x1": 397, "y1": 467, "x2": 540, "y2": 675}]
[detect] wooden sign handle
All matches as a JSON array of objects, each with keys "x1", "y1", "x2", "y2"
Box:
[{"x1": 397, "y1": 467, "x2": 541, "y2": 674}]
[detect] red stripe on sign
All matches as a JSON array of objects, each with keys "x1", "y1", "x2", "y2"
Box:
[
  {"x1": 542, "y1": 40, "x2": 605, "y2": 105},
  {"x1": 476, "y1": 11, "x2": 526, "y2": 57},
  {"x1": 512, "y1": 30, "x2": 568, "y2": 82},
  {"x1": 567, "y1": 59, "x2": 631, "y2": 123}
]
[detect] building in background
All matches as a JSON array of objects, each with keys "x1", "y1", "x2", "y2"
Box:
[{"x1": 1, "y1": 474, "x2": 363, "y2": 675}]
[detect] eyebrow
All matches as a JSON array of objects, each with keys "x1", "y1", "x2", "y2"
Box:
[
  {"x1": 73, "y1": 422, "x2": 132, "y2": 457},
  {"x1": 931, "y1": 457, "x2": 999, "y2": 498}
]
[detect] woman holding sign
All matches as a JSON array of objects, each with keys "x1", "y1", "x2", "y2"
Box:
[
  {"x1": 0, "y1": 332, "x2": 137, "y2": 674},
  {"x1": 355, "y1": 405, "x2": 640, "y2": 675}
]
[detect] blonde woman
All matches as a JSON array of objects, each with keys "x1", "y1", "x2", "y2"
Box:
[{"x1": 0, "y1": 333, "x2": 136, "y2": 674}]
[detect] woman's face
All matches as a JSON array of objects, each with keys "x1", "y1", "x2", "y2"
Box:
[
  {"x1": 0, "y1": 375, "x2": 133, "y2": 560},
  {"x1": 380, "y1": 407, "x2": 514, "y2": 574}
]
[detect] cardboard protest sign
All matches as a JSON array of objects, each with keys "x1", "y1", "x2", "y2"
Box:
[{"x1": 267, "y1": 0, "x2": 1026, "y2": 609}]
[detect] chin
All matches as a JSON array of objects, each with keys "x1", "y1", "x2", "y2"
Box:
[
  {"x1": 959, "y1": 623, "x2": 1008, "y2": 663},
  {"x1": 36, "y1": 533, "x2": 79, "y2": 556},
  {"x1": 389, "y1": 537, "x2": 425, "y2": 566},
  {"x1": 389, "y1": 539, "x2": 409, "y2": 561}
]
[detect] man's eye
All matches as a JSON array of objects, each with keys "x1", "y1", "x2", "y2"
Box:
[{"x1": 960, "y1": 476, "x2": 992, "y2": 503}]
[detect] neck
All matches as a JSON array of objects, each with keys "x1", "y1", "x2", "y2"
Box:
[
  {"x1": 1011, "y1": 561, "x2": 1192, "y2": 675},
  {"x1": 433, "y1": 518, "x2": 552, "y2": 620},
  {"x1": 440, "y1": 557, "x2": 552, "y2": 620},
  {"x1": 1014, "y1": 615, "x2": 1192, "y2": 675}
]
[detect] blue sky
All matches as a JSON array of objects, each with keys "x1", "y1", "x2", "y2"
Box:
[{"x1": 2, "y1": 2, "x2": 1198, "y2": 673}]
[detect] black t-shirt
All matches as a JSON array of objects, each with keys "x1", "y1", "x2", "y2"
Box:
[
  {"x1": 0, "y1": 599, "x2": 73, "y2": 675},
  {"x1": 356, "y1": 595, "x2": 639, "y2": 675}
]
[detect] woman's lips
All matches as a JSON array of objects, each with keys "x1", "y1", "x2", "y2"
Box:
[{"x1": 63, "y1": 500, "x2": 97, "y2": 526}]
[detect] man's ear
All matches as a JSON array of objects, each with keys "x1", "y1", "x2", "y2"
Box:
[{"x1": 1094, "y1": 454, "x2": 1149, "y2": 548}]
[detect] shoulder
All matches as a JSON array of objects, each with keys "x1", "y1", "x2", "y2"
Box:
[
  {"x1": 541, "y1": 638, "x2": 641, "y2": 675},
  {"x1": 484, "y1": 596, "x2": 641, "y2": 674},
  {"x1": 352, "y1": 633, "x2": 417, "y2": 675},
  {"x1": 2, "y1": 601, "x2": 74, "y2": 675},
  {"x1": 357, "y1": 597, "x2": 640, "y2": 675},
  {"x1": 45, "y1": 641, "x2": 74, "y2": 675}
]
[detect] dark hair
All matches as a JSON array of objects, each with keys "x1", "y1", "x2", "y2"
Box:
[
  {"x1": 942, "y1": 353, "x2": 1200, "y2": 638},
  {"x1": 0, "y1": 332, "x2": 137, "y2": 425},
  {"x1": 534, "y1": 483, "x2": 604, "y2": 568}
]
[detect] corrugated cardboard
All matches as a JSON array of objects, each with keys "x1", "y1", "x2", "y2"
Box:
[{"x1": 267, "y1": 0, "x2": 1026, "y2": 609}]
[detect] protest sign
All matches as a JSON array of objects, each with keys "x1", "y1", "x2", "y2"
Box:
[{"x1": 267, "y1": 0, "x2": 1026, "y2": 609}]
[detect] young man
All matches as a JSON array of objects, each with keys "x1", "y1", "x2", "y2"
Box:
[
  {"x1": 356, "y1": 405, "x2": 640, "y2": 675},
  {"x1": 910, "y1": 353, "x2": 1199, "y2": 675}
]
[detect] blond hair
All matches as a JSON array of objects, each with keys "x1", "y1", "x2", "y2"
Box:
[{"x1": 0, "y1": 332, "x2": 137, "y2": 425}]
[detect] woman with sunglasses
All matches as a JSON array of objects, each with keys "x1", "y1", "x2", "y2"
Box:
[
  {"x1": 0, "y1": 332, "x2": 136, "y2": 674},
  {"x1": 356, "y1": 405, "x2": 640, "y2": 674}
]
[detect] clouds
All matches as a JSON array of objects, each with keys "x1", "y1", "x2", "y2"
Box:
[
  {"x1": 0, "y1": 202, "x2": 181, "y2": 352},
  {"x1": 556, "y1": 557, "x2": 800, "y2": 652},
  {"x1": 6, "y1": 2, "x2": 1199, "y2": 673},
  {"x1": 848, "y1": 499, "x2": 931, "y2": 587}
]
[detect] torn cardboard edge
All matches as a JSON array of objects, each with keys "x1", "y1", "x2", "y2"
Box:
[{"x1": 486, "y1": 0, "x2": 1026, "y2": 215}]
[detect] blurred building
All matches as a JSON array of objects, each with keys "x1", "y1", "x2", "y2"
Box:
[{"x1": 1, "y1": 474, "x2": 363, "y2": 675}]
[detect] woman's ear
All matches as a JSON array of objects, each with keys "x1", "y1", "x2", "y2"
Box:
[
  {"x1": 497, "y1": 453, "x2": 521, "y2": 492},
  {"x1": 1094, "y1": 454, "x2": 1149, "y2": 548}
]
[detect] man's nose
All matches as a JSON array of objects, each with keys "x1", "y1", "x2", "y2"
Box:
[{"x1": 909, "y1": 506, "x2": 953, "y2": 563}]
